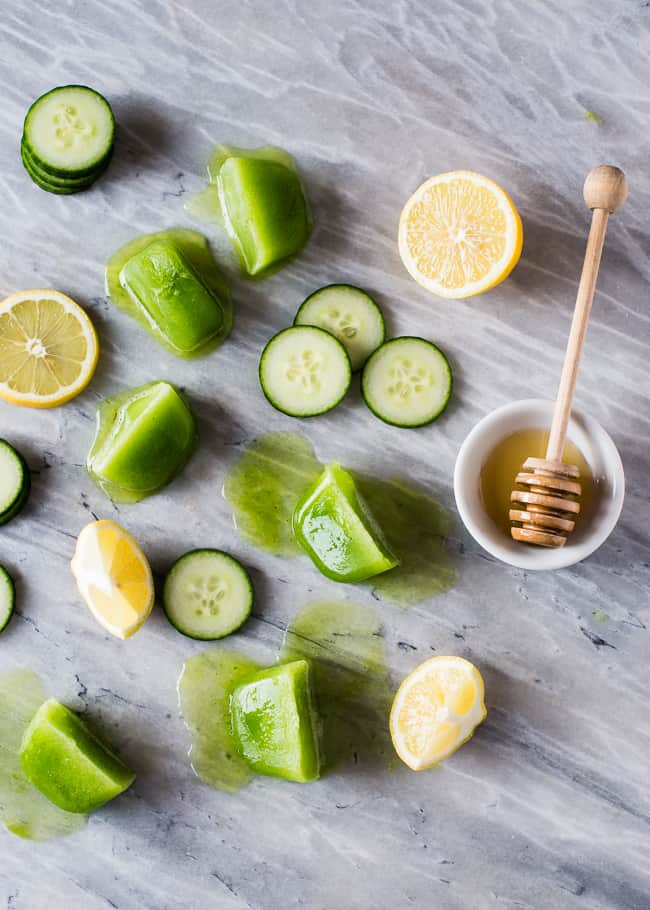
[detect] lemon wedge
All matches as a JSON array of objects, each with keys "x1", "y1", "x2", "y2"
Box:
[
  {"x1": 390, "y1": 656, "x2": 487, "y2": 770},
  {"x1": 0, "y1": 289, "x2": 98, "y2": 407},
  {"x1": 398, "y1": 171, "x2": 523, "y2": 299},
  {"x1": 71, "y1": 520, "x2": 154, "y2": 639}
]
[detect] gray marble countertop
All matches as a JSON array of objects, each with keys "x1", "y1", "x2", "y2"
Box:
[{"x1": 1, "y1": 1, "x2": 649, "y2": 908}]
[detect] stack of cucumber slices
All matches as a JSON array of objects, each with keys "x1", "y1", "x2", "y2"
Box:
[
  {"x1": 259, "y1": 284, "x2": 452, "y2": 427},
  {"x1": 0, "y1": 567, "x2": 15, "y2": 635},
  {"x1": 0, "y1": 440, "x2": 29, "y2": 635},
  {"x1": 21, "y1": 85, "x2": 115, "y2": 194},
  {"x1": 0, "y1": 439, "x2": 30, "y2": 525}
]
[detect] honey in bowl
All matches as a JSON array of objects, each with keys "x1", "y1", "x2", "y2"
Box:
[{"x1": 479, "y1": 428, "x2": 597, "y2": 536}]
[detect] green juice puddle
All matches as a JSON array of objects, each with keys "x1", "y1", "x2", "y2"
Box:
[
  {"x1": 224, "y1": 432, "x2": 457, "y2": 605},
  {"x1": 0, "y1": 670, "x2": 86, "y2": 840},
  {"x1": 178, "y1": 601, "x2": 392, "y2": 792},
  {"x1": 186, "y1": 184, "x2": 223, "y2": 224},
  {"x1": 280, "y1": 600, "x2": 393, "y2": 772},
  {"x1": 177, "y1": 650, "x2": 260, "y2": 793},
  {"x1": 224, "y1": 433, "x2": 322, "y2": 556}
]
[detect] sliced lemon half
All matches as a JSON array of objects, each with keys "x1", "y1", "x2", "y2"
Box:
[
  {"x1": 390, "y1": 656, "x2": 487, "y2": 770},
  {"x1": 71, "y1": 519, "x2": 154, "y2": 640},
  {"x1": 398, "y1": 171, "x2": 523, "y2": 299},
  {"x1": 0, "y1": 289, "x2": 99, "y2": 407}
]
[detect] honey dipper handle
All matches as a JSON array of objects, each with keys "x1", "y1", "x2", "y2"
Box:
[{"x1": 546, "y1": 166, "x2": 628, "y2": 462}]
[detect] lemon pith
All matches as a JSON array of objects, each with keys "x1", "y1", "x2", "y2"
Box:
[
  {"x1": 398, "y1": 171, "x2": 523, "y2": 299},
  {"x1": 390, "y1": 656, "x2": 487, "y2": 770},
  {"x1": 0, "y1": 289, "x2": 98, "y2": 407},
  {"x1": 70, "y1": 519, "x2": 154, "y2": 640}
]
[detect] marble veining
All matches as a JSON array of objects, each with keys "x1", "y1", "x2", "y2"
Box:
[{"x1": 0, "y1": 0, "x2": 649, "y2": 907}]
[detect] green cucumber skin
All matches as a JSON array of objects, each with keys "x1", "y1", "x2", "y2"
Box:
[
  {"x1": 22, "y1": 85, "x2": 115, "y2": 178},
  {"x1": 162, "y1": 549, "x2": 253, "y2": 641},
  {"x1": 259, "y1": 326, "x2": 352, "y2": 418},
  {"x1": 21, "y1": 140, "x2": 109, "y2": 188},
  {"x1": 361, "y1": 336, "x2": 453, "y2": 428},
  {"x1": 0, "y1": 567, "x2": 16, "y2": 634},
  {"x1": 22, "y1": 147, "x2": 79, "y2": 194},
  {"x1": 294, "y1": 284, "x2": 386, "y2": 372},
  {"x1": 0, "y1": 441, "x2": 31, "y2": 526},
  {"x1": 21, "y1": 146, "x2": 91, "y2": 195},
  {"x1": 21, "y1": 144, "x2": 107, "y2": 195}
]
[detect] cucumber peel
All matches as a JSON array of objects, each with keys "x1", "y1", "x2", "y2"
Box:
[
  {"x1": 0, "y1": 567, "x2": 15, "y2": 634},
  {"x1": 0, "y1": 440, "x2": 30, "y2": 525}
]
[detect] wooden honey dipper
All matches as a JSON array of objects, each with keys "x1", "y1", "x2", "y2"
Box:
[{"x1": 510, "y1": 165, "x2": 628, "y2": 548}]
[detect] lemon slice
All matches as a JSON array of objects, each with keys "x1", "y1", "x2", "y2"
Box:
[
  {"x1": 71, "y1": 520, "x2": 154, "y2": 639},
  {"x1": 0, "y1": 289, "x2": 98, "y2": 407},
  {"x1": 398, "y1": 171, "x2": 523, "y2": 299},
  {"x1": 390, "y1": 656, "x2": 487, "y2": 770}
]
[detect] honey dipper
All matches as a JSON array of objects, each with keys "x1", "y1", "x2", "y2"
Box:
[{"x1": 510, "y1": 165, "x2": 628, "y2": 548}]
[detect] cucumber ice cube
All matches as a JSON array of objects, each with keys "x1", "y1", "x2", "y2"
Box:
[
  {"x1": 219, "y1": 156, "x2": 311, "y2": 276},
  {"x1": 231, "y1": 660, "x2": 320, "y2": 783},
  {"x1": 293, "y1": 462, "x2": 399, "y2": 582},
  {"x1": 19, "y1": 700, "x2": 135, "y2": 814},
  {"x1": 87, "y1": 380, "x2": 196, "y2": 503},
  {"x1": 119, "y1": 240, "x2": 227, "y2": 356}
]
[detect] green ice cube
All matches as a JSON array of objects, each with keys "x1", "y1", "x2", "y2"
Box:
[
  {"x1": 119, "y1": 239, "x2": 227, "y2": 356},
  {"x1": 20, "y1": 700, "x2": 135, "y2": 814},
  {"x1": 218, "y1": 151, "x2": 311, "y2": 276},
  {"x1": 293, "y1": 462, "x2": 399, "y2": 583},
  {"x1": 231, "y1": 660, "x2": 320, "y2": 783},
  {"x1": 87, "y1": 380, "x2": 196, "y2": 503}
]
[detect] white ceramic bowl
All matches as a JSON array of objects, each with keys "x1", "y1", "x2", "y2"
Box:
[{"x1": 454, "y1": 399, "x2": 625, "y2": 570}]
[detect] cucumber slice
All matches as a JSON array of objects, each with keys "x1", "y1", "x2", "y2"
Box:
[
  {"x1": 294, "y1": 285, "x2": 385, "y2": 371},
  {"x1": 20, "y1": 144, "x2": 102, "y2": 195},
  {"x1": 259, "y1": 326, "x2": 351, "y2": 417},
  {"x1": 23, "y1": 85, "x2": 114, "y2": 178},
  {"x1": 361, "y1": 337, "x2": 452, "y2": 427},
  {"x1": 0, "y1": 567, "x2": 15, "y2": 634},
  {"x1": 0, "y1": 440, "x2": 30, "y2": 525},
  {"x1": 163, "y1": 549, "x2": 253, "y2": 640}
]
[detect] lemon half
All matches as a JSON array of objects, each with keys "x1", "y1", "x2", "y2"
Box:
[
  {"x1": 0, "y1": 289, "x2": 98, "y2": 407},
  {"x1": 71, "y1": 520, "x2": 154, "y2": 640},
  {"x1": 390, "y1": 656, "x2": 487, "y2": 770},
  {"x1": 398, "y1": 171, "x2": 523, "y2": 299}
]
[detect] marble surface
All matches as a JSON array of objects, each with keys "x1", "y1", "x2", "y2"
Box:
[{"x1": 1, "y1": 1, "x2": 649, "y2": 907}]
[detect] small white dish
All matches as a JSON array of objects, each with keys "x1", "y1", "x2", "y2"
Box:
[{"x1": 454, "y1": 399, "x2": 625, "y2": 570}]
